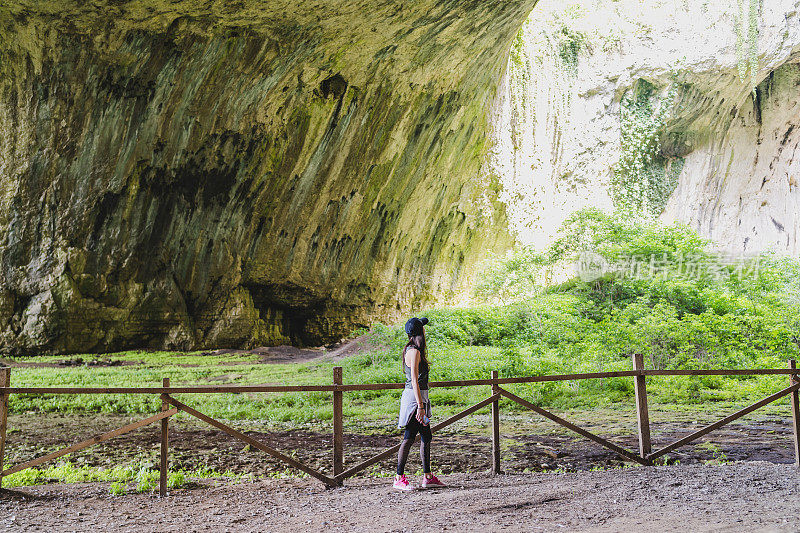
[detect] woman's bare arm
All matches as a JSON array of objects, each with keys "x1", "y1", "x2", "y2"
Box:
[{"x1": 405, "y1": 347, "x2": 425, "y2": 422}]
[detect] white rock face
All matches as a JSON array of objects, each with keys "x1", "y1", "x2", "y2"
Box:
[
  {"x1": 491, "y1": 0, "x2": 800, "y2": 254},
  {"x1": 665, "y1": 61, "x2": 800, "y2": 254}
]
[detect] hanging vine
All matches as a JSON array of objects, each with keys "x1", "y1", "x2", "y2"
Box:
[
  {"x1": 508, "y1": 27, "x2": 531, "y2": 153},
  {"x1": 735, "y1": 0, "x2": 762, "y2": 91},
  {"x1": 612, "y1": 79, "x2": 682, "y2": 216},
  {"x1": 505, "y1": 12, "x2": 589, "y2": 155}
]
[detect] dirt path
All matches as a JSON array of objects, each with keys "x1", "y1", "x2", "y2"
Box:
[{"x1": 3, "y1": 461, "x2": 800, "y2": 532}]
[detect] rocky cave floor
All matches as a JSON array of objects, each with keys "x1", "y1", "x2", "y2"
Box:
[
  {"x1": 3, "y1": 461, "x2": 800, "y2": 532},
  {"x1": 3, "y1": 412, "x2": 800, "y2": 532}
]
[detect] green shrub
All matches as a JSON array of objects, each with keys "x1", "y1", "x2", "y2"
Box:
[
  {"x1": 135, "y1": 467, "x2": 158, "y2": 493},
  {"x1": 167, "y1": 471, "x2": 186, "y2": 490},
  {"x1": 499, "y1": 344, "x2": 528, "y2": 378}
]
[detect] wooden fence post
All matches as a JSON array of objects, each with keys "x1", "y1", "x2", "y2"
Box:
[
  {"x1": 333, "y1": 367, "x2": 343, "y2": 478},
  {"x1": 160, "y1": 377, "x2": 170, "y2": 497},
  {"x1": 632, "y1": 354, "x2": 651, "y2": 459},
  {"x1": 491, "y1": 370, "x2": 501, "y2": 475},
  {"x1": 789, "y1": 360, "x2": 800, "y2": 467},
  {"x1": 0, "y1": 368, "x2": 9, "y2": 489}
]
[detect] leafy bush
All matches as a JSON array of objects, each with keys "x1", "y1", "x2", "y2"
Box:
[
  {"x1": 135, "y1": 467, "x2": 157, "y2": 493},
  {"x1": 167, "y1": 471, "x2": 186, "y2": 490},
  {"x1": 457, "y1": 209, "x2": 800, "y2": 402}
]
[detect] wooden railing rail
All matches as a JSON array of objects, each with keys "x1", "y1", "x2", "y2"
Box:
[
  {"x1": 1, "y1": 359, "x2": 799, "y2": 495},
  {"x1": 3, "y1": 368, "x2": 799, "y2": 395}
]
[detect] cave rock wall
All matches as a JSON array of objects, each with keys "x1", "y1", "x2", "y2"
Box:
[{"x1": 0, "y1": 1, "x2": 536, "y2": 354}]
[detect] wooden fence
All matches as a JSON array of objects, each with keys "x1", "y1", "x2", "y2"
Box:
[{"x1": 1, "y1": 355, "x2": 799, "y2": 496}]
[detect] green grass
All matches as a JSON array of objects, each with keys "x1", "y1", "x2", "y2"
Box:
[
  {"x1": 0, "y1": 458, "x2": 279, "y2": 491},
  {"x1": 7, "y1": 346, "x2": 509, "y2": 423},
  {"x1": 5, "y1": 341, "x2": 795, "y2": 427},
  {"x1": 2, "y1": 459, "x2": 181, "y2": 490},
  {"x1": 8, "y1": 350, "x2": 340, "y2": 421}
]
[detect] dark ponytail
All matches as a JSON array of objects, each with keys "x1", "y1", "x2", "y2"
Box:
[{"x1": 403, "y1": 331, "x2": 429, "y2": 368}]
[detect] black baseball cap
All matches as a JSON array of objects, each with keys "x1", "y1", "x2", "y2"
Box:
[{"x1": 404, "y1": 317, "x2": 429, "y2": 337}]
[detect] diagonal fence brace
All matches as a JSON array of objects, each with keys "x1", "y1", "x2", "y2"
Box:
[
  {"x1": 162, "y1": 395, "x2": 338, "y2": 487},
  {"x1": 334, "y1": 393, "x2": 502, "y2": 482},
  {"x1": 1, "y1": 408, "x2": 178, "y2": 477},
  {"x1": 497, "y1": 388, "x2": 650, "y2": 466},
  {"x1": 648, "y1": 380, "x2": 800, "y2": 461}
]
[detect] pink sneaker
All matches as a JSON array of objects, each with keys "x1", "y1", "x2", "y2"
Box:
[
  {"x1": 393, "y1": 475, "x2": 413, "y2": 491},
  {"x1": 420, "y1": 474, "x2": 446, "y2": 489}
]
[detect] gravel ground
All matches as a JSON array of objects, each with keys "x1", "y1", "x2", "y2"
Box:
[{"x1": 3, "y1": 461, "x2": 800, "y2": 532}]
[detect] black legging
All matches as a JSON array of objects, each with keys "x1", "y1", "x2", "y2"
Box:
[{"x1": 397, "y1": 415, "x2": 432, "y2": 475}]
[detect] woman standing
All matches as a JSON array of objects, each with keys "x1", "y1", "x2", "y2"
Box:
[{"x1": 393, "y1": 316, "x2": 446, "y2": 490}]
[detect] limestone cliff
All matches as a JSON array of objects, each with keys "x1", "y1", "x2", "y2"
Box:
[
  {"x1": 491, "y1": 0, "x2": 800, "y2": 255},
  {"x1": 0, "y1": 1, "x2": 535, "y2": 354}
]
